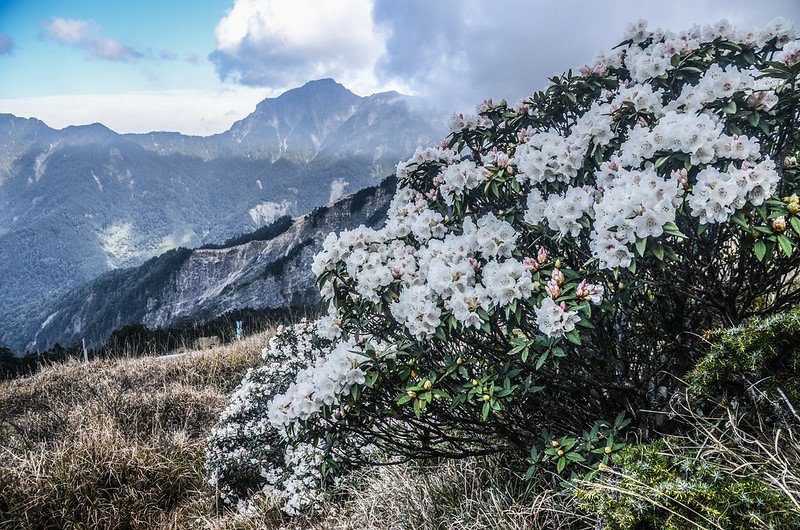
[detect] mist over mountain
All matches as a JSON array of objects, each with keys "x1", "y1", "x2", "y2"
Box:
[{"x1": 0, "y1": 79, "x2": 440, "y2": 348}]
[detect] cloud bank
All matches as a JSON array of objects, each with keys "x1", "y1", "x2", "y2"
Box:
[
  {"x1": 40, "y1": 17, "x2": 142, "y2": 62},
  {"x1": 209, "y1": 0, "x2": 406, "y2": 95},
  {"x1": 211, "y1": 0, "x2": 800, "y2": 114},
  {"x1": 0, "y1": 87, "x2": 270, "y2": 135}
]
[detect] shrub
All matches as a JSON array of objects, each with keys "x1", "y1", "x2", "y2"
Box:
[
  {"x1": 689, "y1": 305, "x2": 800, "y2": 424},
  {"x1": 576, "y1": 392, "x2": 800, "y2": 529},
  {"x1": 215, "y1": 18, "x2": 800, "y2": 514},
  {"x1": 206, "y1": 320, "x2": 341, "y2": 514},
  {"x1": 576, "y1": 439, "x2": 800, "y2": 530}
]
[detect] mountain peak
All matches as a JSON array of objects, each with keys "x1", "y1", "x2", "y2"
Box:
[
  {"x1": 301, "y1": 78, "x2": 341, "y2": 88},
  {"x1": 0, "y1": 113, "x2": 51, "y2": 130}
]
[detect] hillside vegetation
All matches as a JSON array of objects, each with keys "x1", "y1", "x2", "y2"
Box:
[
  {"x1": 0, "y1": 337, "x2": 263, "y2": 529},
  {"x1": 5, "y1": 17, "x2": 800, "y2": 530},
  {"x1": 0, "y1": 332, "x2": 585, "y2": 530},
  {"x1": 1, "y1": 313, "x2": 799, "y2": 529}
]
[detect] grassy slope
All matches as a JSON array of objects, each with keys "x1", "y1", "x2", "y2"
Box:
[
  {"x1": 5, "y1": 326, "x2": 795, "y2": 530},
  {"x1": 0, "y1": 335, "x2": 266, "y2": 530},
  {"x1": 0, "y1": 332, "x2": 588, "y2": 530}
]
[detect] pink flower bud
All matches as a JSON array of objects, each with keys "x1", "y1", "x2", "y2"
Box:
[
  {"x1": 523, "y1": 256, "x2": 539, "y2": 271},
  {"x1": 576, "y1": 279, "x2": 605, "y2": 305},
  {"x1": 537, "y1": 247, "x2": 550, "y2": 264},
  {"x1": 546, "y1": 280, "x2": 561, "y2": 299}
]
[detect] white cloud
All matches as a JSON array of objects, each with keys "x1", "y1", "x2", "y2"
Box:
[
  {"x1": 43, "y1": 18, "x2": 96, "y2": 44},
  {"x1": 210, "y1": 0, "x2": 408, "y2": 96},
  {"x1": 249, "y1": 199, "x2": 294, "y2": 225},
  {"x1": 0, "y1": 87, "x2": 271, "y2": 135},
  {"x1": 328, "y1": 178, "x2": 349, "y2": 204},
  {"x1": 40, "y1": 17, "x2": 142, "y2": 61}
]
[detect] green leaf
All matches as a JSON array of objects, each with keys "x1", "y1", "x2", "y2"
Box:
[
  {"x1": 777, "y1": 234, "x2": 793, "y2": 257},
  {"x1": 754, "y1": 239, "x2": 767, "y2": 261},
  {"x1": 790, "y1": 216, "x2": 800, "y2": 236},
  {"x1": 557, "y1": 458, "x2": 566, "y2": 473},
  {"x1": 635, "y1": 237, "x2": 647, "y2": 257},
  {"x1": 663, "y1": 245, "x2": 680, "y2": 262},
  {"x1": 565, "y1": 330, "x2": 582, "y2": 345},
  {"x1": 730, "y1": 211, "x2": 750, "y2": 231},
  {"x1": 535, "y1": 351, "x2": 548, "y2": 370},
  {"x1": 524, "y1": 466, "x2": 536, "y2": 480},
  {"x1": 747, "y1": 112, "x2": 760, "y2": 127},
  {"x1": 663, "y1": 221, "x2": 686, "y2": 238},
  {"x1": 722, "y1": 100, "x2": 737, "y2": 114},
  {"x1": 482, "y1": 401, "x2": 491, "y2": 420},
  {"x1": 652, "y1": 242, "x2": 665, "y2": 261},
  {"x1": 654, "y1": 156, "x2": 669, "y2": 169}
]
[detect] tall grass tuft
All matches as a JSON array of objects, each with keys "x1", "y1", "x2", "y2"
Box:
[{"x1": 0, "y1": 334, "x2": 265, "y2": 529}]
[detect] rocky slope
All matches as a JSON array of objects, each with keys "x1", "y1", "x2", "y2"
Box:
[{"x1": 9, "y1": 177, "x2": 396, "y2": 352}]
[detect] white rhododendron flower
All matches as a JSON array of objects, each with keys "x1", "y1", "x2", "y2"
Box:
[{"x1": 534, "y1": 298, "x2": 581, "y2": 338}]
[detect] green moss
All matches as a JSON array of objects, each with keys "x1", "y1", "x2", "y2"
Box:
[
  {"x1": 576, "y1": 440, "x2": 800, "y2": 530},
  {"x1": 688, "y1": 307, "x2": 800, "y2": 415}
]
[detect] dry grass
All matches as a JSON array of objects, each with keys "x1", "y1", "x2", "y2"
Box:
[
  {"x1": 205, "y1": 456, "x2": 595, "y2": 530},
  {"x1": 311, "y1": 457, "x2": 594, "y2": 530},
  {"x1": 0, "y1": 334, "x2": 267, "y2": 530}
]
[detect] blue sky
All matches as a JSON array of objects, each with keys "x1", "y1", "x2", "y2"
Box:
[
  {"x1": 0, "y1": 0, "x2": 230, "y2": 96},
  {"x1": 1, "y1": 0, "x2": 799, "y2": 134}
]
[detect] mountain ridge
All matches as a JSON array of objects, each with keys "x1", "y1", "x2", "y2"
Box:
[
  {"x1": 6, "y1": 176, "x2": 397, "y2": 353},
  {"x1": 0, "y1": 80, "x2": 440, "y2": 340}
]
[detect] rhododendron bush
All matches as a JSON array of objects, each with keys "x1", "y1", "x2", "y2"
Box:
[{"x1": 209, "y1": 18, "x2": 800, "y2": 514}]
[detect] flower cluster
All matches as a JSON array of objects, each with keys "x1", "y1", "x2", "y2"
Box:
[
  {"x1": 268, "y1": 338, "x2": 369, "y2": 428},
  {"x1": 688, "y1": 159, "x2": 778, "y2": 224},
  {"x1": 534, "y1": 297, "x2": 581, "y2": 338},
  {"x1": 205, "y1": 320, "x2": 338, "y2": 514}
]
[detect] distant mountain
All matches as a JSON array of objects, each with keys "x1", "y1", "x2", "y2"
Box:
[
  {"x1": 0, "y1": 79, "x2": 440, "y2": 338},
  {"x1": 5, "y1": 177, "x2": 396, "y2": 352}
]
